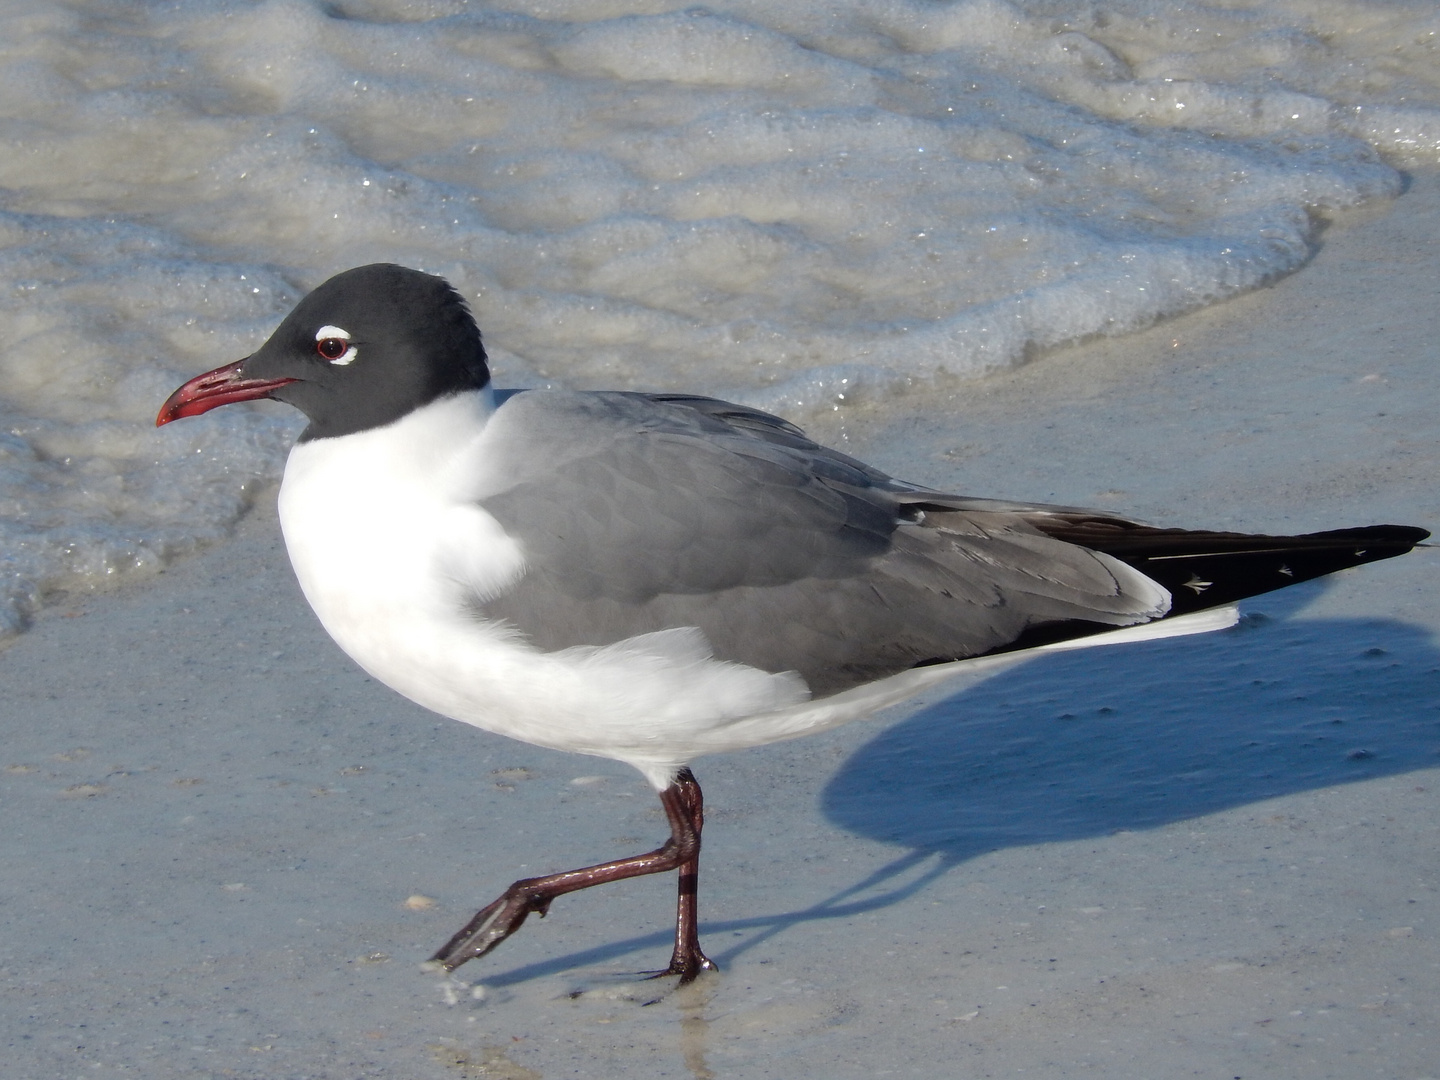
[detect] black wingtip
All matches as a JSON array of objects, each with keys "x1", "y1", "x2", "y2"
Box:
[
  {"x1": 1123, "y1": 523, "x2": 1429, "y2": 615},
  {"x1": 1023, "y1": 518, "x2": 1427, "y2": 617}
]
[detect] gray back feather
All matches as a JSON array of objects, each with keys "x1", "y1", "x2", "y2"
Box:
[{"x1": 476, "y1": 391, "x2": 1163, "y2": 696}]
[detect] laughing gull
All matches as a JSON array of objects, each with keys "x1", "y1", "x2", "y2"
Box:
[{"x1": 157, "y1": 263, "x2": 1427, "y2": 982}]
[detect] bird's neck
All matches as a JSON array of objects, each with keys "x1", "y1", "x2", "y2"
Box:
[{"x1": 275, "y1": 384, "x2": 516, "y2": 634}]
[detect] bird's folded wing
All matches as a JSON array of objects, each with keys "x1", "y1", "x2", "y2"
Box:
[{"x1": 470, "y1": 391, "x2": 1168, "y2": 695}]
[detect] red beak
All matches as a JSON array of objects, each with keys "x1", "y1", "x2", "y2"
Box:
[{"x1": 155, "y1": 359, "x2": 297, "y2": 426}]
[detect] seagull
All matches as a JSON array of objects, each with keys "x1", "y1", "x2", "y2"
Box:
[{"x1": 157, "y1": 263, "x2": 1427, "y2": 982}]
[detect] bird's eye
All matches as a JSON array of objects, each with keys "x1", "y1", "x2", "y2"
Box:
[{"x1": 313, "y1": 325, "x2": 357, "y2": 365}]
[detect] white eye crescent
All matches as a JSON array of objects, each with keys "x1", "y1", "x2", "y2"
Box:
[{"x1": 315, "y1": 325, "x2": 357, "y2": 365}]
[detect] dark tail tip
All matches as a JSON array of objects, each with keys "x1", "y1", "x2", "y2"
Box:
[{"x1": 1125, "y1": 523, "x2": 1429, "y2": 615}]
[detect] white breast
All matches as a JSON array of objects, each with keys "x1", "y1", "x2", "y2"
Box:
[{"x1": 276, "y1": 390, "x2": 810, "y2": 789}]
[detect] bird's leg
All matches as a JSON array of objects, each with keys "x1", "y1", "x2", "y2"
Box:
[
  {"x1": 430, "y1": 767, "x2": 716, "y2": 982},
  {"x1": 653, "y1": 767, "x2": 718, "y2": 981}
]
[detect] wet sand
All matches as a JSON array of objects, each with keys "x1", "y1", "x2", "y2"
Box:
[{"x1": 2, "y1": 174, "x2": 1437, "y2": 1079}]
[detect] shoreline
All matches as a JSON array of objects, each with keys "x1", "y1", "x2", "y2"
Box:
[{"x1": 1, "y1": 174, "x2": 1436, "y2": 1078}]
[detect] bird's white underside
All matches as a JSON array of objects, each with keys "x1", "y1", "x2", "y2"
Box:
[{"x1": 278, "y1": 390, "x2": 1231, "y2": 791}]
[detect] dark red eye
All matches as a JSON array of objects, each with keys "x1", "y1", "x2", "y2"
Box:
[{"x1": 317, "y1": 337, "x2": 348, "y2": 360}]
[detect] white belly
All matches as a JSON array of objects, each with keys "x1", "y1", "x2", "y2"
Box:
[{"x1": 275, "y1": 392, "x2": 810, "y2": 788}]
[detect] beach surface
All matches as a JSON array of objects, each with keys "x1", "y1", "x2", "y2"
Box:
[{"x1": 2, "y1": 174, "x2": 1437, "y2": 1079}]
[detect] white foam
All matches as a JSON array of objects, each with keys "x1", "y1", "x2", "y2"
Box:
[{"x1": 0, "y1": 0, "x2": 1436, "y2": 633}]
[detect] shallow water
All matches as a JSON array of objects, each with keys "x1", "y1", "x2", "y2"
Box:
[{"x1": 1, "y1": 0, "x2": 1437, "y2": 632}]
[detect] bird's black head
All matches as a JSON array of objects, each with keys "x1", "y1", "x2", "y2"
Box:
[{"x1": 157, "y1": 264, "x2": 490, "y2": 440}]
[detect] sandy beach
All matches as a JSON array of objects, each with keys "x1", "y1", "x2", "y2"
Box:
[{"x1": 2, "y1": 173, "x2": 1436, "y2": 1079}]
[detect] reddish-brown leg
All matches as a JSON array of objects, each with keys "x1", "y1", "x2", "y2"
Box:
[
  {"x1": 652, "y1": 768, "x2": 718, "y2": 981},
  {"x1": 430, "y1": 767, "x2": 717, "y2": 982}
]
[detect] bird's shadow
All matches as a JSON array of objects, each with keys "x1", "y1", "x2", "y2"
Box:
[
  {"x1": 477, "y1": 581, "x2": 1440, "y2": 987},
  {"x1": 821, "y1": 582, "x2": 1440, "y2": 857}
]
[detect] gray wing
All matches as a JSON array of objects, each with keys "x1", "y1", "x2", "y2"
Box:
[{"x1": 475, "y1": 391, "x2": 1166, "y2": 696}]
